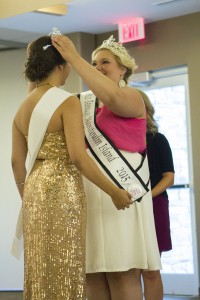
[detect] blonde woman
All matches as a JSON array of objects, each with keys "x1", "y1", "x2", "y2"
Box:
[{"x1": 51, "y1": 34, "x2": 162, "y2": 300}]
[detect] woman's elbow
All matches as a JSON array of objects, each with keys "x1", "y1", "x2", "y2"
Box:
[
  {"x1": 11, "y1": 157, "x2": 25, "y2": 173},
  {"x1": 163, "y1": 172, "x2": 174, "y2": 188},
  {"x1": 70, "y1": 154, "x2": 85, "y2": 172},
  {"x1": 11, "y1": 157, "x2": 17, "y2": 172},
  {"x1": 169, "y1": 174, "x2": 175, "y2": 187}
]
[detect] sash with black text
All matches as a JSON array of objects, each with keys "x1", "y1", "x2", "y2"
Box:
[{"x1": 80, "y1": 90, "x2": 150, "y2": 202}]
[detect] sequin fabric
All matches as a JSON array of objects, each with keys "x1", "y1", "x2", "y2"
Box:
[{"x1": 23, "y1": 131, "x2": 87, "y2": 300}]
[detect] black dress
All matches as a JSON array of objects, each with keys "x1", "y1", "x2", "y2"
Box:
[{"x1": 146, "y1": 132, "x2": 175, "y2": 252}]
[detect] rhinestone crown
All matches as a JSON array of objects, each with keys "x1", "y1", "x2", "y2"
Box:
[
  {"x1": 43, "y1": 27, "x2": 62, "y2": 50},
  {"x1": 92, "y1": 35, "x2": 137, "y2": 71},
  {"x1": 49, "y1": 27, "x2": 62, "y2": 37}
]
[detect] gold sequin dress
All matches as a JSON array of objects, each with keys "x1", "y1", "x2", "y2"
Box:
[{"x1": 22, "y1": 131, "x2": 87, "y2": 300}]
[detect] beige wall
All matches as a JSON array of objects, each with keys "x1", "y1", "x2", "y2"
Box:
[
  {"x1": 95, "y1": 12, "x2": 200, "y2": 283},
  {"x1": 62, "y1": 32, "x2": 96, "y2": 93},
  {"x1": 0, "y1": 12, "x2": 199, "y2": 290},
  {"x1": 0, "y1": 49, "x2": 26, "y2": 289}
]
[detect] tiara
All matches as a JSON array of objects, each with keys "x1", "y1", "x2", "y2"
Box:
[
  {"x1": 95, "y1": 35, "x2": 137, "y2": 71},
  {"x1": 43, "y1": 27, "x2": 62, "y2": 50},
  {"x1": 49, "y1": 27, "x2": 62, "y2": 37}
]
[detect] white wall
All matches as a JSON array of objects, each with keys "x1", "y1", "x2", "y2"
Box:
[{"x1": 0, "y1": 49, "x2": 26, "y2": 290}]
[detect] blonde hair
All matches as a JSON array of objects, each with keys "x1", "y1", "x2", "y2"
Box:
[
  {"x1": 138, "y1": 90, "x2": 158, "y2": 135},
  {"x1": 92, "y1": 36, "x2": 138, "y2": 84}
]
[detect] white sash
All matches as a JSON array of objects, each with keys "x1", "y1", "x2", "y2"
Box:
[
  {"x1": 11, "y1": 87, "x2": 72, "y2": 259},
  {"x1": 80, "y1": 90, "x2": 150, "y2": 202}
]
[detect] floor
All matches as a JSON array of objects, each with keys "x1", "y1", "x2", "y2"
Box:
[{"x1": 0, "y1": 291, "x2": 199, "y2": 300}]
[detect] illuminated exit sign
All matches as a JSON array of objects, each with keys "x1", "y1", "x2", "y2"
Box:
[{"x1": 118, "y1": 18, "x2": 145, "y2": 43}]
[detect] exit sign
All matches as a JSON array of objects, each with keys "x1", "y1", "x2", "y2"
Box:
[{"x1": 118, "y1": 18, "x2": 145, "y2": 43}]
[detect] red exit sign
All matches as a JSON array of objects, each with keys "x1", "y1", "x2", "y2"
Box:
[{"x1": 118, "y1": 18, "x2": 145, "y2": 43}]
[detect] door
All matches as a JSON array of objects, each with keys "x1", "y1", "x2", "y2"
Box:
[{"x1": 130, "y1": 66, "x2": 199, "y2": 295}]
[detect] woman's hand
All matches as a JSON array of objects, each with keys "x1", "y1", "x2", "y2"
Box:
[
  {"x1": 51, "y1": 35, "x2": 79, "y2": 63},
  {"x1": 111, "y1": 188, "x2": 133, "y2": 210}
]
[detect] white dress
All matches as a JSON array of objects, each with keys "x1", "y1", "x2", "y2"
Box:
[{"x1": 83, "y1": 150, "x2": 162, "y2": 273}]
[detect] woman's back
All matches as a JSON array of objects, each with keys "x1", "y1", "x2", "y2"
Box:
[
  {"x1": 37, "y1": 131, "x2": 68, "y2": 159},
  {"x1": 15, "y1": 85, "x2": 68, "y2": 137}
]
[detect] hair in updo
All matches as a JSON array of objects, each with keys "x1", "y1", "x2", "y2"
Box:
[{"x1": 25, "y1": 36, "x2": 66, "y2": 82}]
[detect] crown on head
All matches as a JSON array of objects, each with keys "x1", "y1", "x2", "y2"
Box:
[
  {"x1": 49, "y1": 27, "x2": 62, "y2": 37},
  {"x1": 95, "y1": 35, "x2": 137, "y2": 71},
  {"x1": 43, "y1": 27, "x2": 62, "y2": 50}
]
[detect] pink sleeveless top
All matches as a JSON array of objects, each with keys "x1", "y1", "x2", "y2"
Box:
[{"x1": 96, "y1": 106, "x2": 146, "y2": 153}]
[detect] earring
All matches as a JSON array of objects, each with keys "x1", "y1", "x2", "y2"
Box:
[{"x1": 118, "y1": 77, "x2": 126, "y2": 88}]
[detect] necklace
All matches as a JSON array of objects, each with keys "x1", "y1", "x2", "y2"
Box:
[{"x1": 36, "y1": 82, "x2": 55, "y2": 88}]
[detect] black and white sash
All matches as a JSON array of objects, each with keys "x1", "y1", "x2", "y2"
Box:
[
  {"x1": 80, "y1": 90, "x2": 150, "y2": 202},
  {"x1": 12, "y1": 87, "x2": 72, "y2": 259}
]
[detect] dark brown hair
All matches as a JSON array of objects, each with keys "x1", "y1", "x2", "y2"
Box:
[{"x1": 25, "y1": 36, "x2": 66, "y2": 82}]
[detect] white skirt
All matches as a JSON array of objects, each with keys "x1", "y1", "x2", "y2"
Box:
[{"x1": 83, "y1": 150, "x2": 162, "y2": 273}]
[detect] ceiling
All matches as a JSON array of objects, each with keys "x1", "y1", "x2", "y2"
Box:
[{"x1": 0, "y1": 0, "x2": 200, "y2": 50}]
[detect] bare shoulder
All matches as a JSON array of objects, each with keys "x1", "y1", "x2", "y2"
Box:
[
  {"x1": 14, "y1": 96, "x2": 30, "y2": 124},
  {"x1": 62, "y1": 94, "x2": 80, "y2": 107},
  {"x1": 126, "y1": 86, "x2": 143, "y2": 98},
  {"x1": 124, "y1": 86, "x2": 145, "y2": 109},
  {"x1": 61, "y1": 94, "x2": 82, "y2": 115}
]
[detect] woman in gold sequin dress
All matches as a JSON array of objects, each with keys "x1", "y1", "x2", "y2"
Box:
[{"x1": 11, "y1": 33, "x2": 133, "y2": 300}]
